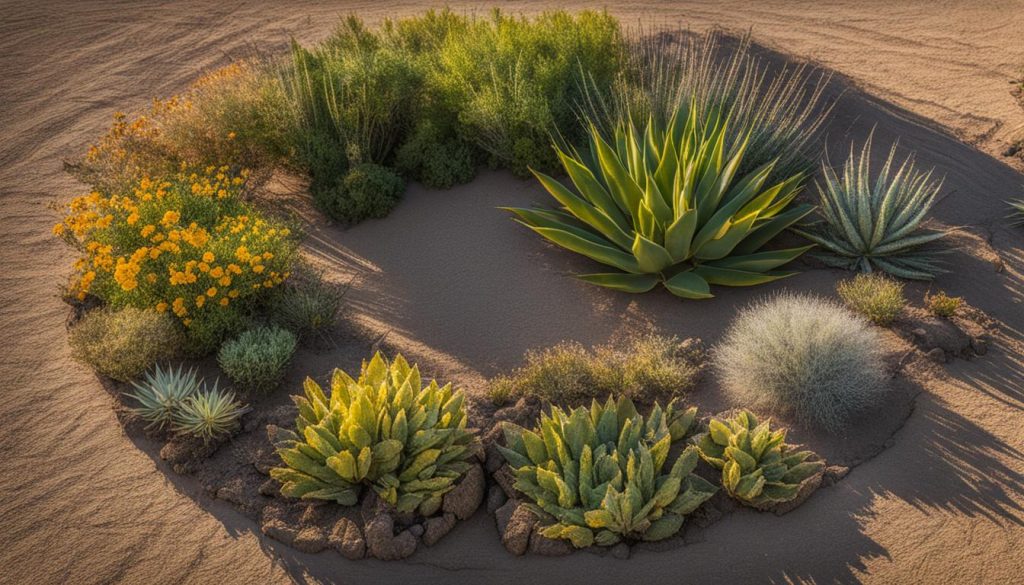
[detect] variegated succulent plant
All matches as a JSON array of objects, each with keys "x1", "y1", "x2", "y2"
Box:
[
  {"x1": 498, "y1": 396, "x2": 717, "y2": 547},
  {"x1": 270, "y1": 352, "x2": 477, "y2": 515},
  {"x1": 504, "y1": 103, "x2": 813, "y2": 299},
  {"x1": 695, "y1": 411, "x2": 823, "y2": 508}
]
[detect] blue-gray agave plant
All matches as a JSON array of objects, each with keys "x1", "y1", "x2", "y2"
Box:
[{"x1": 793, "y1": 133, "x2": 947, "y2": 279}]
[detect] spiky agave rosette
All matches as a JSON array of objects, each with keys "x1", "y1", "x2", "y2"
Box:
[
  {"x1": 792, "y1": 132, "x2": 948, "y2": 280},
  {"x1": 498, "y1": 396, "x2": 717, "y2": 547},
  {"x1": 270, "y1": 352, "x2": 477, "y2": 516},
  {"x1": 504, "y1": 102, "x2": 814, "y2": 299}
]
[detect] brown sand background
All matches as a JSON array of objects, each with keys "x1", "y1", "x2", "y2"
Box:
[{"x1": 2, "y1": 1, "x2": 1023, "y2": 583}]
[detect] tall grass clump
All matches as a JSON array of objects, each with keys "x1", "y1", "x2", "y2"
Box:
[
  {"x1": 793, "y1": 133, "x2": 947, "y2": 279},
  {"x1": 585, "y1": 30, "x2": 833, "y2": 181},
  {"x1": 715, "y1": 293, "x2": 888, "y2": 432},
  {"x1": 488, "y1": 334, "x2": 702, "y2": 405},
  {"x1": 836, "y1": 272, "x2": 906, "y2": 326}
]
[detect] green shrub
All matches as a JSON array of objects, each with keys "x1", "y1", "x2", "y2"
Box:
[
  {"x1": 395, "y1": 119, "x2": 476, "y2": 188},
  {"x1": 488, "y1": 334, "x2": 702, "y2": 405},
  {"x1": 836, "y1": 272, "x2": 906, "y2": 326},
  {"x1": 270, "y1": 271, "x2": 344, "y2": 342},
  {"x1": 695, "y1": 411, "x2": 824, "y2": 508},
  {"x1": 218, "y1": 326, "x2": 297, "y2": 393},
  {"x1": 270, "y1": 352, "x2": 477, "y2": 513},
  {"x1": 924, "y1": 291, "x2": 963, "y2": 318},
  {"x1": 715, "y1": 293, "x2": 888, "y2": 432},
  {"x1": 497, "y1": 396, "x2": 716, "y2": 547},
  {"x1": 126, "y1": 364, "x2": 202, "y2": 430},
  {"x1": 68, "y1": 307, "x2": 183, "y2": 381},
  {"x1": 173, "y1": 383, "x2": 249, "y2": 442},
  {"x1": 314, "y1": 162, "x2": 405, "y2": 223},
  {"x1": 587, "y1": 30, "x2": 832, "y2": 181},
  {"x1": 505, "y1": 104, "x2": 812, "y2": 299},
  {"x1": 792, "y1": 133, "x2": 947, "y2": 279}
]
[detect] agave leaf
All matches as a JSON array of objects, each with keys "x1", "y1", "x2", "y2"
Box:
[
  {"x1": 526, "y1": 225, "x2": 643, "y2": 274},
  {"x1": 663, "y1": 271, "x2": 713, "y2": 299},
  {"x1": 692, "y1": 266, "x2": 795, "y2": 287},
  {"x1": 577, "y1": 272, "x2": 659, "y2": 293}
]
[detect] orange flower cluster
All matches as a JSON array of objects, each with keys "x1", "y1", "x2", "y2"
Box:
[{"x1": 55, "y1": 165, "x2": 295, "y2": 333}]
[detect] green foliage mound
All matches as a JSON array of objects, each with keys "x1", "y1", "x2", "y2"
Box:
[
  {"x1": 270, "y1": 352, "x2": 477, "y2": 515},
  {"x1": 498, "y1": 396, "x2": 716, "y2": 547},
  {"x1": 69, "y1": 307, "x2": 183, "y2": 382},
  {"x1": 218, "y1": 326, "x2": 297, "y2": 393},
  {"x1": 836, "y1": 272, "x2": 906, "y2": 326}
]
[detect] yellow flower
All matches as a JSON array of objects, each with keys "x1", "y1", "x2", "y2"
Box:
[
  {"x1": 218, "y1": 276, "x2": 232, "y2": 287},
  {"x1": 155, "y1": 301, "x2": 168, "y2": 313},
  {"x1": 161, "y1": 210, "x2": 180, "y2": 227},
  {"x1": 202, "y1": 251, "x2": 215, "y2": 263},
  {"x1": 209, "y1": 266, "x2": 224, "y2": 278},
  {"x1": 195, "y1": 295, "x2": 205, "y2": 308},
  {"x1": 206, "y1": 287, "x2": 217, "y2": 297}
]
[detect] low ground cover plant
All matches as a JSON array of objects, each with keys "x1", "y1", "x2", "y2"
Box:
[
  {"x1": 55, "y1": 166, "x2": 298, "y2": 353},
  {"x1": 715, "y1": 293, "x2": 888, "y2": 432},
  {"x1": 270, "y1": 352, "x2": 477, "y2": 514},
  {"x1": 497, "y1": 396, "x2": 716, "y2": 547},
  {"x1": 836, "y1": 272, "x2": 906, "y2": 326},
  {"x1": 218, "y1": 326, "x2": 297, "y2": 393},
  {"x1": 270, "y1": 270, "x2": 345, "y2": 343},
  {"x1": 68, "y1": 307, "x2": 183, "y2": 381},
  {"x1": 696, "y1": 411, "x2": 823, "y2": 508},
  {"x1": 506, "y1": 104, "x2": 813, "y2": 299},
  {"x1": 488, "y1": 334, "x2": 701, "y2": 405},
  {"x1": 793, "y1": 133, "x2": 947, "y2": 279},
  {"x1": 924, "y1": 290, "x2": 963, "y2": 318}
]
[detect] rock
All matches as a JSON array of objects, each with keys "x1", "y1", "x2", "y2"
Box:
[
  {"x1": 528, "y1": 526, "x2": 573, "y2": 556},
  {"x1": 487, "y1": 485, "x2": 508, "y2": 514},
  {"x1": 970, "y1": 335, "x2": 989, "y2": 355},
  {"x1": 926, "y1": 347, "x2": 947, "y2": 363},
  {"x1": 422, "y1": 513, "x2": 457, "y2": 546},
  {"x1": 442, "y1": 464, "x2": 485, "y2": 520},
  {"x1": 259, "y1": 479, "x2": 279, "y2": 497},
  {"x1": 609, "y1": 543, "x2": 630, "y2": 560},
  {"x1": 484, "y1": 442, "x2": 504, "y2": 474},
  {"x1": 329, "y1": 518, "x2": 366, "y2": 560},
  {"x1": 253, "y1": 452, "x2": 278, "y2": 475},
  {"x1": 292, "y1": 526, "x2": 329, "y2": 553},
  {"x1": 260, "y1": 506, "x2": 298, "y2": 546},
  {"x1": 470, "y1": 440, "x2": 487, "y2": 463},
  {"x1": 494, "y1": 498, "x2": 517, "y2": 536},
  {"x1": 823, "y1": 465, "x2": 850, "y2": 487},
  {"x1": 493, "y1": 465, "x2": 517, "y2": 499},
  {"x1": 408, "y1": 523, "x2": 425, "y2": 537},
  {"x1": 501, "y1": 503, "x2": 535, "y2": 556},
  {"x1": 215, "y1": 483, "x2": 244, "y2": 506},
  {"x1": 300, "y1": 502, "x2": 329, "y2": 525},
  {"x1": 360, "y1": 491, "x2": 387, "y2": 524},
  {"x1": 907, "y1": 315, "x2": 972, "y2": 356},
  {"x1": 364, "y1": 513, "x2": 418, "y2": 560},
  {"x1": 159, "y1": 435, "x2": 220, "y2": 474}
]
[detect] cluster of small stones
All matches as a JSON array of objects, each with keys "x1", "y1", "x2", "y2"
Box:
[
  {"x1": 894, "y1": 306, "x2": 992, "y2": 364},
  {"x1": 255, "y1": 424, "x2": 487, "y2": 561}
]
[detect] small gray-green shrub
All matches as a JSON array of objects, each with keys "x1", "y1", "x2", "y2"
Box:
[
  {"x1": 271, "y1": 272, "x2": 344, "y2": 342},
  {"x1": 836, "y1": 272, "x2": 906, "y2": 326},
  {"x1": 68, "y1": 307, "x2": 183, "y2": 382},
  {"x1": 218, "y1": 326, "x2": 297, "y2": 393},
  {"x1": 488, "y1": 334, "x2": 702, "y2": 405},
  {"x1": 715, "y1": 293, "x2": 888, "y2": 432}
]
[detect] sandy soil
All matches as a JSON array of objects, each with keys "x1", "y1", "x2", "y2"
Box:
[{"x1": 1, "y1": 1, "x2": 1023, "y2": 584}]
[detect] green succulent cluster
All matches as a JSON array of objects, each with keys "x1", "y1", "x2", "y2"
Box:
[
  {"x1": 695, "y1": 411, "x2": 823, "y2": 507},
  {"x1": 498, "y1": 397, "x2": 717, "y2": 547},
  {"x1": 270, "y1": 352, "x2": 477, "y2": 515},
  {"x1": 505, "y1": 104, "x2": 813, "y2": 299}
]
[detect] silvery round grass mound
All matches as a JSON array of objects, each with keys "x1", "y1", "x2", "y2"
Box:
[{"x1": 715, "y1": 293, "x2": 888, "y2": 432}]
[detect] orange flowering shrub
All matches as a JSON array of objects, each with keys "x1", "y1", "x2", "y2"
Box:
[
  {"x1": 55, "y1": 165, "x2": 297, "y2": 353},
  {"x1": 67, "y1": 61, "x2": 289, "y2": 192}
]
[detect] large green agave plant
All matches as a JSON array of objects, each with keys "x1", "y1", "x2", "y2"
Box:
[
  {"x1": 504, "y1": 104, "x2": 814, "y2": 299},
  {"x1": 270, "y1": 352, "x2": 477, "y2": 515},
  {"x1": 792, "y1": 133, "x2": 946, "y2": 279},
  {"x1": 498, "y1": 396, "x2": 717, "y2": 547}
]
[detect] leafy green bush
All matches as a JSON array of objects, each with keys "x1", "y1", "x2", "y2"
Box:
[
  {"x1": 270, "y1": 352, "x2": 477, "y2": 514},
  {"x1": 793, "y1": 133, "x2": 947, "y2": 279},
  {"x1": 68, "y1": 307, "x2": 183, "y2": 381},
  {"x1": 126, "y1": 364, "x2": 202, "y2": 430},
  {"x1": 218, "y1": 326, "x2": 297, "y2": 393},
  {"x1": 395, "y1": 119, "x2": 476, "y2": 188},
  {"x1": 587, "y1": 30, "x2": 832, "y2": 181},
  {"x1": 488, "y1": 334, "x2": 701, "y2": 405},
  {"x1": 314, "y1": 163, "x2": 405, "y2": 223},
  {"x1": 836, "y1": 272, "x2": 906, "y2": 326},
  {"x1": 695, "y1": 410, "x2": 824, "y2": 508},
  {"x1": 173, "y1": 383, "x2": 249, "y2": 442},
  {"x1": 270, "y1": 271, "x2": 344, "y2": 342},
  {"x1": 498, "y1": 396, "x2": 716, "y2": 547},
  {"x1": 924, "y1": 291, "x2": 963, "y2": 318},
  {"x1": 715, "y1": 293, "x2": 888, "y2": 432},
  {"x1": 505, "y1": 104, "x2": 812, "y2": 299}
]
